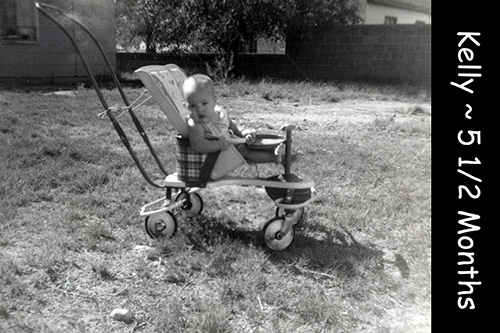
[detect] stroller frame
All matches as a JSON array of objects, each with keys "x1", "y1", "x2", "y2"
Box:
[{"x1": 37, "y1": 2, "x2": 315, "y2": 250}]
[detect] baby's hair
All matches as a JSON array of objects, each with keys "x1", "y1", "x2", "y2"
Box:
[{"x1": 183, "y1": 74, "x2": 215, "y2": 97}]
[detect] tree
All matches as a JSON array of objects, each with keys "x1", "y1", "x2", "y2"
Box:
[
  {"x1": 116, "y1": 0, "x2": 361, "y2": 59},
  {"x1": 115, "y1": 0, "x2": 139, "y2": 51},
  {"x1": 285, "y1": 0, "x2": 361, "y2": 37},
  {"x1": 182, "y1": 0, "x2": 291, "y2": 55},
  {"x1": 182, "y1": 0, "x2": 360, "y2": 79},
  {"x1": 291, "y1": 0, "x2": 361, "y2": 26},
  {"x1": 178, "y1": 0, "x2": 293, "y2": 79},
  {"x1": 116, "y1": 0, "x2": 189, "y2": 53}
]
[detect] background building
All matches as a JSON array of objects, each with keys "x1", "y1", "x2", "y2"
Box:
[
  {"x1": 253, "y1": 0, "x2": 431, "y2": 54},
  {"x1": 0, "y1": 0, "x2": 115, "y2": 82},
  {"x1": 356, "y1": 0, "x2": 431, "y2": 25}
]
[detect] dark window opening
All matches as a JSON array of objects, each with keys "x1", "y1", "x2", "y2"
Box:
[{"x1": 384, "y1": 16, "x2": 397, "y2": 25}]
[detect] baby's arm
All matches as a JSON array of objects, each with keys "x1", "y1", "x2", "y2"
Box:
[
  {"x1": 228, "y1": 118, "x2": 244, "y2": 137},
  {"x1": 189, "y1": 124, "x2": 230, "y2": 153},
  {"x1": 228, "y1": 118, "x2": 256, "y2": 143}
]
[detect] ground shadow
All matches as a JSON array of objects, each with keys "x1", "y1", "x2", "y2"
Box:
[
  {"x1": 181, "y1": 214, "x2": 400, "y2": 280},
  {"x1": 271, "y1": 222, "x2": 387, "y2": 279}
]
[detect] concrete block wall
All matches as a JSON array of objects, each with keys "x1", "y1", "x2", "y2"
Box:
[{"x1": 282, "y1": 24, "x2": 431, "y2": 85}]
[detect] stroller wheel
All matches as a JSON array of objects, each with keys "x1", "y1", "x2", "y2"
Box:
[
  {"x1": 275, "y1": 207, "x2": 305, "y2": 225},
  {"x1": 145, "y1": 211, "x2": 177, "y2": 239},
  {"x1": 263, "y1": 217, "x2": 295, "y2": 251},
  {"x1": 175, "y1": 192, "x2": 203, "y2": 217}
]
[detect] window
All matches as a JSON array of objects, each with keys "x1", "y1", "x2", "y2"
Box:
[
  {"x1": 415, "y1": 20, "x2": 426, "y2": 25},
  {"x1": 0, "y1": 0, "x2": 38, "y2": 42},
  {"x1": 384, "y1": 16, "x2": 397, "y2": 25}
]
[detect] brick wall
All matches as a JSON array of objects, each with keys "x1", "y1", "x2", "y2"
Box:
[{"x1": 117, "y1": 24, "x2": 430, "y2": 86}]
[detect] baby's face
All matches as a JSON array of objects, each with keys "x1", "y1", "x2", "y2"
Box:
[{"x1": 185, "y1": 88, "x2": 217, "y2": 124}]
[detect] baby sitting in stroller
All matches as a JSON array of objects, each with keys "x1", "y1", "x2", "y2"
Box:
[{"x1": 183, "y1": 74, "x2": 285, "y2": 164}]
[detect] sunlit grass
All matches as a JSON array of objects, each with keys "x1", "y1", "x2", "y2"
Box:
[
  {"x1": 216, "y1": 77, "x2": 430, "y2": 104},
  {"x1": 0, "y1": 79, "x2": 430, "y2": 332}
]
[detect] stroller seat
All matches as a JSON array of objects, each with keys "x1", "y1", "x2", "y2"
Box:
[{"x1": 135, "y1": 64, "x2": 246, "y2": 185}]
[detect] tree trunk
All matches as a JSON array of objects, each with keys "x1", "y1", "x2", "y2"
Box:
[{"x1": 145, "y1": 25, "x2": 155, "y2": 54}]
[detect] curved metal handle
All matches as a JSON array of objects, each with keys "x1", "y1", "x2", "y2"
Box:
[{"x1": 36, "y1": 2, "x2": 170, "y2": 187}]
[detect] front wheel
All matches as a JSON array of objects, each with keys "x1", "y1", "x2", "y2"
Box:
[
  {"x1": 145, "y1": 211, "x2": 177, "y2": 239},
  {"x1": 263, "y1": 217, "x2": 295, "y2": 251}
]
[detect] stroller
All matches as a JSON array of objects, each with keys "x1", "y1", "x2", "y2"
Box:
[{"x1": 37, "y1": 3, "x2": 315, "y2": 251}]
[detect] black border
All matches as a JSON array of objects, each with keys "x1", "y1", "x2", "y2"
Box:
[{"x1": 432, "y1": 1, "x2": 496, "y2": 330}]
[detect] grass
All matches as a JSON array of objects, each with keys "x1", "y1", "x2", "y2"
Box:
[{"x1": 0, "y1": 78, "x2": 430, "y2": 332}]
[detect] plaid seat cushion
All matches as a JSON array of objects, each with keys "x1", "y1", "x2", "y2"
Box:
[{"x1": 176, "y1": 137, "x2": 207, "y2": 183}]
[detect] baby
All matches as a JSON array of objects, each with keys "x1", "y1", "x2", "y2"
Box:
[{"x1": 182, "y1": 74, "x2": 284, "y2": 164}]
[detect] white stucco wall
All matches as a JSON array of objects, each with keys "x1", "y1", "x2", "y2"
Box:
[
  {"x1": 364, "y1": 3, "x2": 431, "y2": 24},
  {"x1": 0, "y1": 0, "x2": 115, "y2": 79}
]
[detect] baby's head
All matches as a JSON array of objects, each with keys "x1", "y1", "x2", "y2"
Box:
[{"x1": 183, "y1": 74, "x2": 217, "y2": 124}]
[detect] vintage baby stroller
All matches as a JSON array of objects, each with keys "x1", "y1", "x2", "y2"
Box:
[
  {"x1": 36, "y1": 3, "x2": 315, "y2": 250},
  {"x1": 135, "y1": 65, "x2": 315, "y2": 250}
]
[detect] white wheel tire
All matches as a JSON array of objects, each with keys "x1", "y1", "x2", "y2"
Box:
[
  {"x1": 264, "y1": 217, "x2": 295, "y2": 251},
  {"x1": 145, "y1": 211, "x2": 177, "y2": 239}
]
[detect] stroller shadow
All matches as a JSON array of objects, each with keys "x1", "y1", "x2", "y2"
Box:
[
  {"x1": 270, "y1": 223, "x2": 387, "y2": 279},
  {"x1": 187, "y1": 215, "x2": 398, "y2": 280}
]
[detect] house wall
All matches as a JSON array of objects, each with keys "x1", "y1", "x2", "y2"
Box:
[
  {"x1": 0, "y1": 0, "x2": 115, "y2": 82},
  {"x1": 364, "y1": 3, "x2": 431, "y2": 24},
  {"x1": 255, "y1": 38, "x2": 286, "y2": 55}
]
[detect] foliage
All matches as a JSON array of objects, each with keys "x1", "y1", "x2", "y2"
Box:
[
  {"x1": 116, "y1": 0, "x2": 189, "y2": 53},
  {"x1": 290, "y1": 0, "x2": 361, "y2": 27},
  {"x1": 115, "y1": 0, "x2": 361, "y2": 57},
  {"x1": 206, "y1": 52, "x2": 235, "y2": 84},
  {"x1": 183, "y1": 0, "x2": 291, "y2": 54},
  {"x1": 286, "y1": 0, "x2": 362, "y2": 38},
  {"x1": 116, "y1": 0, "x2": 361, "y2": 80}
]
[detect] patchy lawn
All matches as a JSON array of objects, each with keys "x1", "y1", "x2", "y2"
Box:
[{"x1": 0, "y1": 79, "x2": 430, "y2": 332}]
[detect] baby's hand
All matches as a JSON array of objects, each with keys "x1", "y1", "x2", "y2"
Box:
[
  {"x1": 245, "y1": 133, "x2": 256, "y2": 143},
  {"x1": 242, "y1": 129, "x2": 256, "y2": 143}
]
